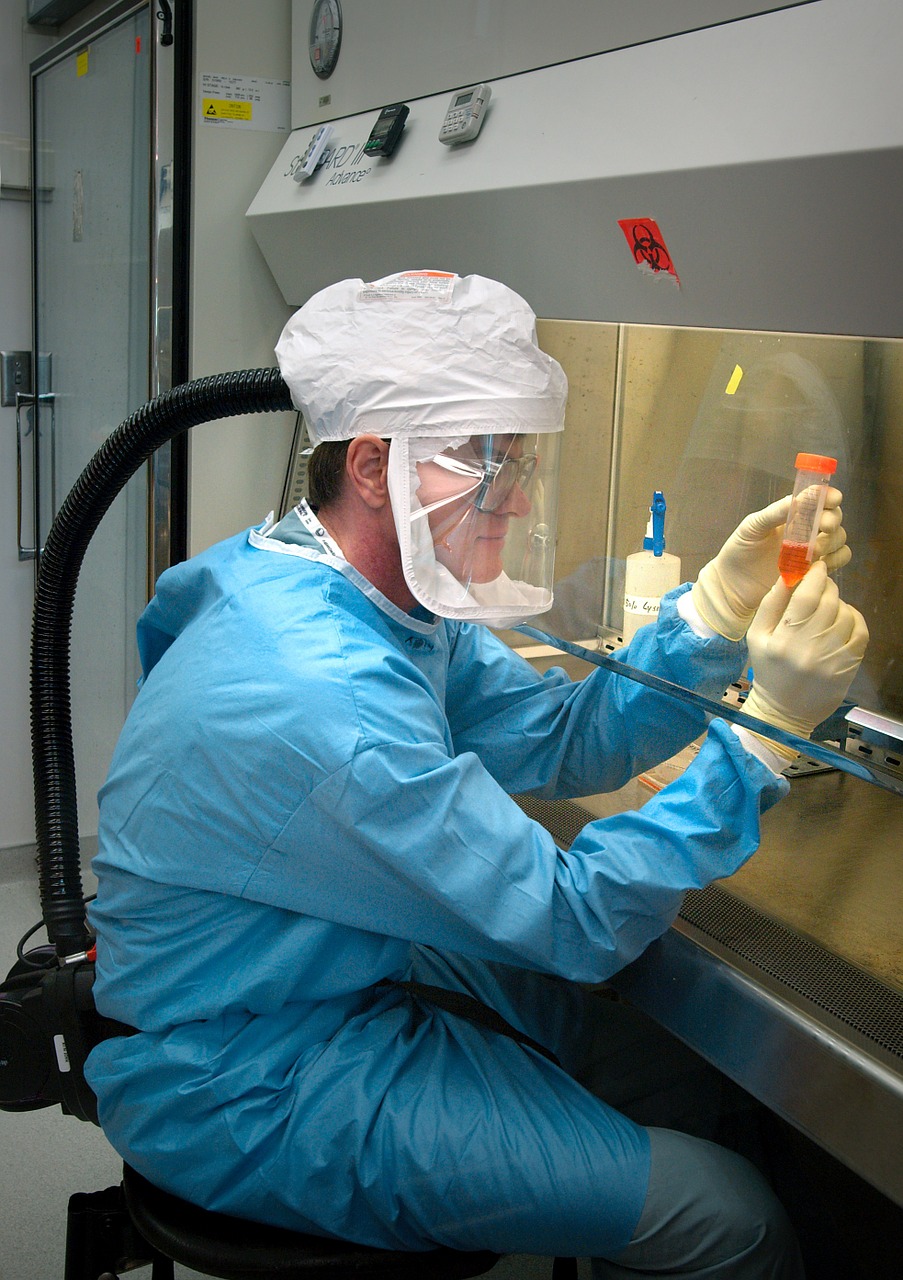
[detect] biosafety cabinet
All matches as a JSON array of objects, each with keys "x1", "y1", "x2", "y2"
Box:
[{"x1": 249, "y1": 0, "x2": 903, "y2": 1213}]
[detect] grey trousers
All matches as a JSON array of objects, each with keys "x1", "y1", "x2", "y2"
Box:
[{"x1": 596, "y1": 1127, "x2": 804, "y2": 1277}]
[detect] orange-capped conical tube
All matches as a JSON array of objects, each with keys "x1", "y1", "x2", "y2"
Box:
[{"x1": 778, "y1": 452, "x2": 838, "y2": 586}]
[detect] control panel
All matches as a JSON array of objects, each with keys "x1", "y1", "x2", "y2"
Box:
[{"x1": 439, "y1": 83, "x2": 491, "y2": 145}]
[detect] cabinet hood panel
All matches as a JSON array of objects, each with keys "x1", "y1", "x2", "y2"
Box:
[{"x1": 248, "y1": 1, "x2": 903, "y2": 337}]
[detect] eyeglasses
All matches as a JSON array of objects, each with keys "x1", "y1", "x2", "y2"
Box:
[
  {"x1": 425, "y1": 451, "x2": 538, "y2": 514},
  {"x1": 471, "y1": 453, "x2": 538, "y2": 511}
]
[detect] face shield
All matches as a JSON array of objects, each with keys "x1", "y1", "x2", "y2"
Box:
[
  {"x1": 275, "y1": 270, "x2": 568, "y2": 625},
  {"x1": 388, "y1": 430, "x2": 561, "y2": 625}
]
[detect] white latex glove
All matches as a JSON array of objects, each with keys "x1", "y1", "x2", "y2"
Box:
[
  {"x1": 743, "y1": 561, "x2": 869, "y2": 752},
  {"x1": 692, "y1": 487, "x2": 850, "y2": 640}
]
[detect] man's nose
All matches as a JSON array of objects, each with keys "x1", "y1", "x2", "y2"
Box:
[{"x1": 502, "y1": 481, "x2": 532, "y2": 517}]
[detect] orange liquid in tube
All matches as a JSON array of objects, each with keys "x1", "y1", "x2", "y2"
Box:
[
  {"x1": 779, "y1": 452, "x2": 837, "y2": 587},
  {"x1": 778, "y1": 541, "x2": 815, "y2": 587}
]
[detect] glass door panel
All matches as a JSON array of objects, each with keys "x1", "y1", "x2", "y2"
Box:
[{"x1": 33, "y1": 4, "x2": 151, "y2": 838}]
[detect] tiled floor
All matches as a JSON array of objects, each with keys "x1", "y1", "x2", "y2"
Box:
[{"x1": 0, "y1": 849, "x2": 124, "y2": 1280}]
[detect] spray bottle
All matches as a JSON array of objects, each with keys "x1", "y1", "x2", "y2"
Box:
[{"x1": 622, "y1": 491, "x2": 682, "y2": 644}]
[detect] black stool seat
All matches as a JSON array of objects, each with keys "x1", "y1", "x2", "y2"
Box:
[{"x1": 122, "y1": 1163, "x2": 501, "y2": 1279}]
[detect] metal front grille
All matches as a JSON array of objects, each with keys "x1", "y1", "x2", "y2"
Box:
[
  {"x1": 679, "y1": 885, "x2": 903, "y2": 1060},
  {"x1": 516, "y1": 795, "x2": 593, "y2": 846},
  {"x1": 516, "y1": 794, "x2": 903, "y2": 1062}
]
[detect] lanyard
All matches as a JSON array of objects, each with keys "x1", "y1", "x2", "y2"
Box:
[{"x1": 293, "y1": 498, "x2": 346, "y2": 560}]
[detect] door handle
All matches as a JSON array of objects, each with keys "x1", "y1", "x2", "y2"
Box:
[{"x1": 15, "y1": 389, "x2": 54, "y2": 562}]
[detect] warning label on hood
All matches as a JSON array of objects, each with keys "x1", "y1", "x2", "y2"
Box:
[{"x1": 200, "y1": 73, "x2": 290, "y2": 133}]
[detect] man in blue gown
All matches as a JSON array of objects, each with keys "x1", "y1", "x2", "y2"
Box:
[{"x1": 86, "y1": 272, "x2": 867, "y2": 1277}]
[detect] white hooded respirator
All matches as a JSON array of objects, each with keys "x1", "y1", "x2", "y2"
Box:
[{"x1": 275, "y1": 271, "x2": 568, "y2": 627}]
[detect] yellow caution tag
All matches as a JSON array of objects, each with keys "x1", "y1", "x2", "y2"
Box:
[
  {"x1": 724, "y1": 364, "x2": 744, "y2": 395},
  {"x1": 76, "y1": 49, "x2": 89, "y2": 77},
  {"x1": 202, "y1": 98, "x2": 252, "y2": 122}
]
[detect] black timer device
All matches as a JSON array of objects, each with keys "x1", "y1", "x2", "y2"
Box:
[{"x1": 364, "y1": 102, "x2": 409, "y2": 157}]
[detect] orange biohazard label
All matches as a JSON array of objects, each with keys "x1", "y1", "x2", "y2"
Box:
[{"x1": 618, "y1": 218, "x2": 680, "y2": 284}]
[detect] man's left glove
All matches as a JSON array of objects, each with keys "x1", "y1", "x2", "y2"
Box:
[{"x1": 692, "y1": 488, "x2": 850, "y2": 641}]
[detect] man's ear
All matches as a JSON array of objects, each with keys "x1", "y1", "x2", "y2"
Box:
[{"x1": 345, "y1": 435, "x2": 390, "y2": 510}]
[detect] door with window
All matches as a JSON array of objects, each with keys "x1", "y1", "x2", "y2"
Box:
[{"x1": 30, "y1": 0, "x2": 185, "y2": 841}]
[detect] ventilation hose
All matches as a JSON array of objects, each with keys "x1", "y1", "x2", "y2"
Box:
[{"x1": 31, "y1": 369, "x2": 293, "y2": 958}]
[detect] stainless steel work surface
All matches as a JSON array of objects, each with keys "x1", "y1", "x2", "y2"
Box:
[
  {"x1": 727, "y1": 771, "x2": 902, "y2": 990},
  {"x1": 516, "y1": 767, "x2": 903, "y2": 1207},
  {"x1": 574, "y1": 768, "x2": 903, "y2": 992}
]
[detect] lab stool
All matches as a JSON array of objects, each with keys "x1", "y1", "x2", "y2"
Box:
[
  {"x1": 66, "y1": 1162, "x2": 508, "y2": 1280},
  {"x1": 124, "y1": 1163, "x2": 506, "y2": 1279}
]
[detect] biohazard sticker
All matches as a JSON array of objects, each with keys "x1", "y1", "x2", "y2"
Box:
[{"x1": 618, "y1": 218, "x2": 680, "y2": 285}]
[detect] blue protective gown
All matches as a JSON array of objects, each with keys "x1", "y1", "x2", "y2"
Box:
[{"x1": 86, "y1": 515, "x2": 788, "y2": 1259}]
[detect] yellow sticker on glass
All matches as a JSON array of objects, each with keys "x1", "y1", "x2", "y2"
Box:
[{"x1": 76, "y1": 49, "x2": 89, "y2": 77}]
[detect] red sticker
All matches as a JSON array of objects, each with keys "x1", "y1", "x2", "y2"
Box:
[{"x1": 618, "y1": 218, "x2": 679, "y2": 284}]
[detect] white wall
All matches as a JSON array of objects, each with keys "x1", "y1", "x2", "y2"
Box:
[{"x1": 188, "y1": 0, "x2": 295, "y2": 554}]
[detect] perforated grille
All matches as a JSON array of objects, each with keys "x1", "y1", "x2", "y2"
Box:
[
  {"x1": 516, "y1": 794, "x2": 903, "y2": 1062},
  {"x1": 679, "y1": 886, "x2": 903, "y2": 1060},
  {"x1": 516, "y1": 795, "x2": 592, "y2": 846}
]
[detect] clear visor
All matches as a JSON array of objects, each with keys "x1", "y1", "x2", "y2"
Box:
[{"x1": 387, "y1": 431, "x2": 561, "y2": 625}]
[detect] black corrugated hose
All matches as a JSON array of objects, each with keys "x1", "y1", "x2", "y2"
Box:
[{"x1": 31, "y1": 368, "x2": 293, "y2": 958}]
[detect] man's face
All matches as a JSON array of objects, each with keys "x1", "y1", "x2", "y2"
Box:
[{"x1": 415, "y1": 435, "x2": 534, "y2": 584}]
